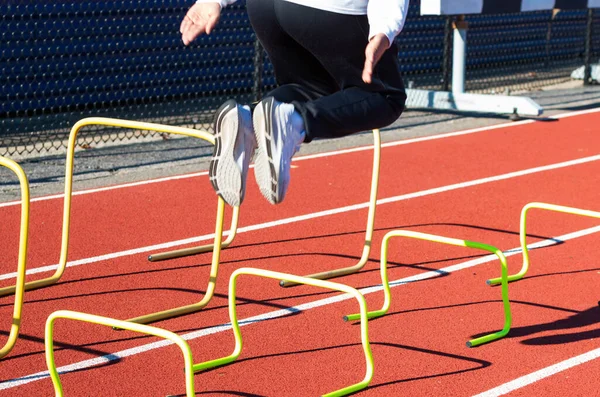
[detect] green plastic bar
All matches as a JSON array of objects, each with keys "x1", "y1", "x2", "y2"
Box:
[
  {"x1": 193, "y1": 267, "x2": 374, "y2": 397},
  {"x1": 0, "y1": 157, "x2": 30, "y2": 359},
  {"x1": 345, "y1": 230, "x2": 512, "y2": 347},
  {"x1": 148, "y1": 205, "x2": 240, "y2": 262},
  {"x1": 488, "y1": 202, "x2": 600, "y2": 286},
  {"x1": 45, "y1": 310, "x2": 196, "y2": 397},
  {"x1": 280, "y1": 129, "x2": 381, "y2": 287}
]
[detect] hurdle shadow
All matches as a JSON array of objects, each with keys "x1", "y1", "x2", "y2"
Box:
[
  {"x1": 468, "y1": 295, "x2": 600, "y2": 345},
  {"x1": 213, "y1": 222, "x2": 560, "y2": 255},
  {"x1": 396, "y1": 108, "x2": 558, "y2": 123},
  {"x1": 192, "y1": 392, "x2": 266, "y2": 397},
  {"x1": 0, "y1": 287, "x2": 305, "y2": 363},
  {"x1": 366, "y1": 295, "x2": 600, "y2": 346},
  {"x1": 511, "y1": 303, "x2": 600, "y2": 346},
  {"x1": 346, "y1": 299, "x2": 502, "y2": 326},
  {"x1": 170, "y1": 341, "x2": 490, "y2": 396},
  {"x1": 360, "y1": 341, "x2": 491, "y2": 391},
  {"x1": 0, "y1": 285, "x2": 302, "y2": 314},
  {"x1": 0, "y1": 329, "x2": 118, "y2": 369},
  {"x1": 491, "y1": 267, "x2": 600, "y2": 284},
  {"x1": 3, "y1": 221, "x2": 555, "y2": 307},
  {"x1": 2, "y1": 249, "x2": 453, "y2": 309}
]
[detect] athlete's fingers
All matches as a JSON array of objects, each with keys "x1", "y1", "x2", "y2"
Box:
[{"x1": 362, "y1": 34, "x2": 390, "y2": 84}]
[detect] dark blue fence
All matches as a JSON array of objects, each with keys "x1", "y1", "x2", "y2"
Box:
[{"x1": 0, "y1": 0, "x2": 597, "y2": 155}]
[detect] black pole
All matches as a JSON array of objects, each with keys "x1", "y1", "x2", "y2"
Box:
[
  {"x1": 442, "y1": 15, "x2": 453, "y2": 91},
  {"x1": 253, "y1": 36, "x2": 264, "y2": 102},
  {"x1": 584, "y1": 8, "x2": 593, "y2": 85},
  {"x1": 545, "y1": 9, "x2": 559, "y2": 69}
]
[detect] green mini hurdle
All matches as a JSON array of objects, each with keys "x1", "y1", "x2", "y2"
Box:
[
  {"x1": 344, "y1": 230, "x2": 512, "y2": 347},
  {"x1": 0, "y1": 157, "x2": 30, "y2": 359}
]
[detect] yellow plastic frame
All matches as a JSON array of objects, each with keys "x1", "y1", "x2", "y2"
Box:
[
  {"x1": 193, "y1": 267, "x2": 374, "y2": 397},
  {"x1": 151, "y1": 129, "x2": 382, "y2": 284},
  {"x1": 45, "y1": 310, "x2": 196, "y2": 396},
  {"x1": 488, "y1": 202, "x2": 600, "y2": 285},
  {"x1": 2, "y1": 122, "x2": 379, "y2": 327},
  {"x1": 0, "y1": 118, "x2": 232, "y2": 325},
  {"x1": 0, "y1": 157, "x2": 30, "y2": 359},
  {"x1": 45, "y1": 268, "x2": 373, "y2": 396},
  {"x1": 280, "y1": 129, "x2": 381, "y2": 287},
  {"x1": 344, "y1": 230, "x2": 512, "y2": 347}
]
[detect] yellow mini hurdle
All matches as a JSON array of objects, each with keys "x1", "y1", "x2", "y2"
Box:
[
  {"x1": 149, "y1": 129, "x2": 383, "y2": 287},
  {"x1": 280, "y1": 129, "x2": 381, "y2": 287},
  {"x1": 344, "y1": 230, "x2": 512, "y2": 347},
  {"x1": 0, "y1": 118, "x2": 234, "y2": 326},
  {"x1": 45, "y1": 268, "x2": 373, "y2": 397},
  {"x1": 0, "y1": 156, "x2": 30, "y2": 359},
  {"x1": 193, "y1": 267, "x2": 374, "y2": 397},
  {"x1": 45, "y1": 310, "x2": 196, "y2": 397},
  {"x1": 488, "y1": 202, "x2": 600, "y2": 286},
  {"x1": 1, "y1": 120, "x2": 381, "y2": 327}
]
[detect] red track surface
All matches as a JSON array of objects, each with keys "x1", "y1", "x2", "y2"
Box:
[{"x1": 1, "y1": 110, "x2": 600, "y2": 396}]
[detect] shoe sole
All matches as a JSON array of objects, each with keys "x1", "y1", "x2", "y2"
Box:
[
  {"x1": 253, "y1": 97, "x2": 279, "y2": 204},
  {"x1": 209, "y1": 99, "x2": 243, "y2": 207}
]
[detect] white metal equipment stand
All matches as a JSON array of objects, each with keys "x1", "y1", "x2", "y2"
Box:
[{"x1": 406, "y1": 3, "x2": 544, "y2": 117}]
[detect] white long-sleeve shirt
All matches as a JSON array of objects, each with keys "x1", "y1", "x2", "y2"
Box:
[{"x1": 195, "y1": 0, "x2": 410, "y2": 46}]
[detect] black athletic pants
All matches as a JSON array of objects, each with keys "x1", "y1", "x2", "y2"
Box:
[{"x1": 246, "y1": 0, "x2": 407, "y2": 143}]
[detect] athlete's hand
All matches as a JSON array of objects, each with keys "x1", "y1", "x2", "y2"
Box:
[
  {"x1": 362, "y1": 33, "x2": 390, "y2": 84},
  {"x1": 180, "y1": 2, "x2": 221, "y2": 45}
]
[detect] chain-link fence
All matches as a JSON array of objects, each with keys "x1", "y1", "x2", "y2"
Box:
[
  {"x1": 1, "y1": 1, "x2": 598, "y2": 157},
  {"x1": 1, "y1": 0, "x2": 255, "y2": 156},
  {"x1": 591, "y1": 9, "x2": 600, "y2": 76},
  {"x1": 464, "y1": 9, "x2": 595, "y2": 93}
]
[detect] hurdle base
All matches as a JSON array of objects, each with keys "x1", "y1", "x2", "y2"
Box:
[
  {"x1": 488, "y1": 273, "x2": 524, "y2": 286},
  {"x1": 405, "y1": 88, "x2": 543, "y2": 117},
  {"x1": 148, "y1": 244, "x2": 214, "y2": 262},
  {"x1": 571, "y1": 64, "x2": 600, "y2": 82},
  {"x1": 279, "y1": 265, "x2": 364, "y2": 288},
  {"x1": 466, "y1": 329, "x2": 509, "y2": 348}
]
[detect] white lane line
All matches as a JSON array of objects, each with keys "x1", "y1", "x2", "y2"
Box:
[
  {"x1": 2, "y1": 153, "x2": 600, "y2": 282},
  {"x1": 0, "y1": 171, "x2": 209, "y2": 208},
  {"x1": 2, "y1": 107, "x2": 599, "y2": 209},
  {"x1": 472, "y1": 347, "x2": 600, "y2": 397},
  {"x1": 2, "y1": 224, "x2": 600, "y2": 391}
]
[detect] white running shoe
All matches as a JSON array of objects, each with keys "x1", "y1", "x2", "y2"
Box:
[
  {"x1": 209, "y1": 99, "x2": 256, "y2": 207},
  {"x1": 253, "y1": 97, "x2": 305, "y2": 205}
]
